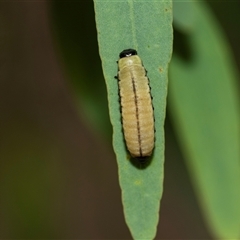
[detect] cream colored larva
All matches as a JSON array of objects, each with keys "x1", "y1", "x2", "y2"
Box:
[{"x1": 117, "y1": 49, "x2": 155, "y2": 158}]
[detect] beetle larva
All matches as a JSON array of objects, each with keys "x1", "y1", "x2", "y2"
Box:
[{"x1": 117, "y1": 49, "x2": 155, "y2": 158}]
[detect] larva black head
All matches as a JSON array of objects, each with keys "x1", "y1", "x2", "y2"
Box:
[{"x1": 119, "y1": 49, "x2": 137, "y2": 58}]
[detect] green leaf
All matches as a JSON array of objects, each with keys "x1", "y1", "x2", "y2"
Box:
[
  {"x1": 94, "y1": 1, "x2": 173, "y2": 239},
  {"x1": 173, "y1": 0, "x2": 196, "y2": 32},
  {"x1": 169, "y1": 1, "x2": 240, "y2": 239}
]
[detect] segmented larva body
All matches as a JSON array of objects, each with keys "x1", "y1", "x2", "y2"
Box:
[{"x1": 117, "y1": 49, "x2": 155, "y2": 158}]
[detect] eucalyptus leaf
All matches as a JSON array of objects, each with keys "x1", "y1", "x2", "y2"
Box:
[
  {"x1": 94, "y1": 0, "x2": 173, "y2": 239},
  {"x1": 170, "y1": 1, "x2": 240, "y2": 238}
]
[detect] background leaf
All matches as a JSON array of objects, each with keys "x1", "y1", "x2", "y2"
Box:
[
  {"x1": 94, "y1": 0, "x2": 173, "y2": 239},
  {"x1": 173, "y1": 0, "x2": 196, "y2": 32},
  {"x1": 169, "y1": 1, "x2": 240, "y2": 239},
  {"x1": 51, "y1": 1, "x2": 111, "y2": 139}
]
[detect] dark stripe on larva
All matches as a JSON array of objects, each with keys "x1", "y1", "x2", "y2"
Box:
[{"x1": 130, "y1": 70, "x2": 142, "y2": 157}]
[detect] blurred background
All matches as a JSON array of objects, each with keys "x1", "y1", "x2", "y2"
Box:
[{"x1": 0, "y1": 1, "x2": 239, "y2": 239}]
